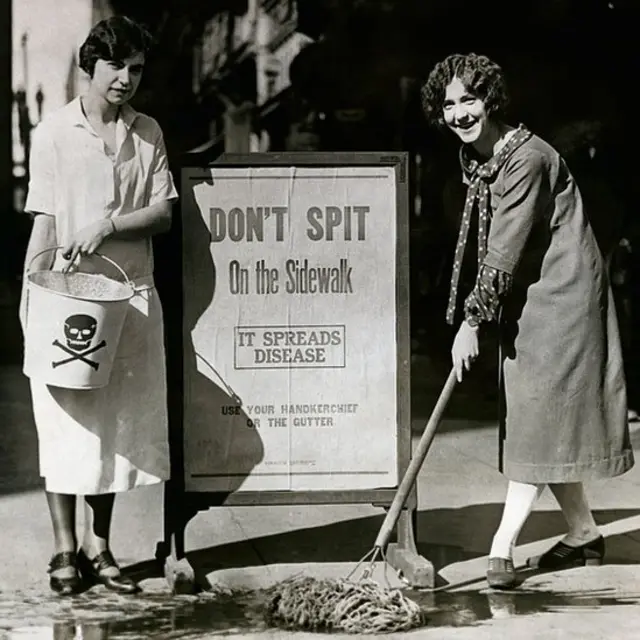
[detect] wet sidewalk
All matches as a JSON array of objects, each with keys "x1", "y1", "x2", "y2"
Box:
[{"x1": 2, "y1": 361, "x2": 640, "y2": 638}]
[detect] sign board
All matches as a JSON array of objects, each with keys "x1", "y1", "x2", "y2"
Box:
[{"x1": 181, "y1": 153, "x2": 410, "y2": 506}]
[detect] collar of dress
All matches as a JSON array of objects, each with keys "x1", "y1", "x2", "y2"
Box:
[{"x1": 66, "y1": 96, "x2": 139, "y2": 131}]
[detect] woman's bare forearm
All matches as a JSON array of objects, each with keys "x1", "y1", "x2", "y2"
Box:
[
  {"x1": 23, "y1": 213, "x2": 57, "y2": 275},
  {"x1": 109, "y1": 200, "x2": 173, "y2": 240}
]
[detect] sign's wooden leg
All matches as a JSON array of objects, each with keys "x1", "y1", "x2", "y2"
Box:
[
  {"x1": 386, "y1": 506, "x2": 434, "y2": 588},
  {"x1": 163, "y1": 540, "x2": 198, "y2": 595},
  {"x1": 156, "y1": 482, "x2": 199, "y2": 595}
]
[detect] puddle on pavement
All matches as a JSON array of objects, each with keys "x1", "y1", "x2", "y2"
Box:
[
  {"x1": 3, "y1": 586, "x2": 640, "y2": 639},
  {"x1": 413, "y1": 588, "x2": 640, "y2": 627}
]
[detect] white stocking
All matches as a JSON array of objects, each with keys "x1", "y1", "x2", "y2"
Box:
[{"x1": 489, "y1": 481, "x2": 545, "y2": 559}]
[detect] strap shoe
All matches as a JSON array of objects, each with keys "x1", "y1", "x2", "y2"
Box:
[
  {"x1": 527, "y1": 536, "x2": 604, "y2": 570},
  {"x1": 77, "y1": 548, "x2": 141, "y2": 594},
  {"x1": 48, "y1": 551, "x2": 82, "y2": 596},
  {"x1": 487, "y1": 557, "x2": 517, "y2": 590}
]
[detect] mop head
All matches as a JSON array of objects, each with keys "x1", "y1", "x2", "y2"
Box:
[{"x1": 264, "y1": 576, "x2": 426, "y2": 634}]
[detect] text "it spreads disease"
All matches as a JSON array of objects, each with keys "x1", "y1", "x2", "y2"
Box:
[{"x1": 234, "y1": 325, "x2": 346, "y2": 369}]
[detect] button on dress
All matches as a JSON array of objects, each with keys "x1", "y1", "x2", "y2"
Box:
[{"x1": 24, "y1": 97, "x2": 178, "y2": 494}]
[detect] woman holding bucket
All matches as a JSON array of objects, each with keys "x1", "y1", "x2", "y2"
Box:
[
  {"x1": 421, "y1": 53, "x2": 633, "y2": 589},
  {"x1": 20, "y1": 16, "x2": 177, "y2": 595}
]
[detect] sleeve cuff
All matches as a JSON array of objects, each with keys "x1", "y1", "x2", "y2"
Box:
[{"x1": 483, "y1": 249, "x2": 517, "y2": 275}]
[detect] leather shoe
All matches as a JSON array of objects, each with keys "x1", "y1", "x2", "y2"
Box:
[
  {"x1": 487, "y1": 557, "x2": 517, "y2": 590},
  {"x1": 77, "y1": 548, "x2": 141, "y2": 594},
  {"x1": 49, "y1": 551, "x2": 82, "y2": 596},
  {"x1": 527, "y1": 536, "x2": 604, "y2": 570}
]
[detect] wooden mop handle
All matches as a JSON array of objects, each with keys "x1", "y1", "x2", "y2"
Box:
[{"x1": 373, "y1": 367, "x2": 458, "y2": 549}]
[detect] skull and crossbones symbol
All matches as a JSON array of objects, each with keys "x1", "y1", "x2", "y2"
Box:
[{"x1": 52, "y1": 314, "x2": 106, "y2": 370}]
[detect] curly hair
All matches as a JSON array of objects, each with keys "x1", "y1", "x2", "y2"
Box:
[
  {"x1": 420, "y1": 53, "x2": 509, "y2": 127},
  {"x1": 79, "y1": 15, "x2": 155, "y2": 77}
]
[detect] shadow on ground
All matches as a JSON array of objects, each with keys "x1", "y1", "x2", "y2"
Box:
[
  {"x1": 7, "y1": 505, "x2": 640, "y2": 639},
  {"x1": 127, "y1": 504, "x2": 640, "y2": 585}
]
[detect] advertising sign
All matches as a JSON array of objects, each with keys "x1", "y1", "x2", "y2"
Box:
[{"x1": 182, "y1": 158, "x2": 406, "y2": 494}]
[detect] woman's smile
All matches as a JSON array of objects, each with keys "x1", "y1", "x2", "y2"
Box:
[{"x1": 455, "y1": 120, "x2": 479, "y2": 133}]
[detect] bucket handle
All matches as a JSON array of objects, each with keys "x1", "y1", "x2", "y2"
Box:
[{"x1": 26, "y1": 246, "x2": 133, "y2": 286}]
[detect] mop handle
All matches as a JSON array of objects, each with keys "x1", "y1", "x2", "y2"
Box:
[{"x1": 373, "y1": 367, "x2": 458, "y2": 549}]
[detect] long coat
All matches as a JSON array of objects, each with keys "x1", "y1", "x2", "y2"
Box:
[{"x1": 482, "y1": 134, "x2": 633, "y2": 483}]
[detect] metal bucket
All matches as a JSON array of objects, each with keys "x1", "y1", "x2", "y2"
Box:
[{"x1": 23, "y1": 248, "x2": 134, "y2": 389}]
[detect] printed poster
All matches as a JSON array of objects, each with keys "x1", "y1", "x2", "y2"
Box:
[{"x1": 182, "y1": 165, "x2": 399, "y2": 492}]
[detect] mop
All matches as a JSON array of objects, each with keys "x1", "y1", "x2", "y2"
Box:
[{"x1": 264, "y1": 368, "x2": 458, "y2": 634}]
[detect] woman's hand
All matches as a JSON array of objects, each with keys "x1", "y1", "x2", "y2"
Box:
[
  {"x1": 452, "y1": 320, "x2": 480, "y2": 382},
  {"x1": 61, "y1": 219, "x2": 114, "y2": 269}
]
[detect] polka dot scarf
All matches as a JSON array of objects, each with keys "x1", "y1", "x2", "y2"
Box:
[{"x1": 445, "y1": 125, "x2": 533, "y2": 325}]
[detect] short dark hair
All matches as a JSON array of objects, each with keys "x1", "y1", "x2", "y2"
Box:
[
  {"x1": 79, "y1": 15, "x2": 154, "y2": 77},
  {"x1": 420, "y1": 53, "x2": 509, "y2": 127}
]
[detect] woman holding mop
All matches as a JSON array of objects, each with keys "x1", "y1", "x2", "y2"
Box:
[
  {"x1": 21, "y1": 15, "x2": 177, "y2": 595},
  {"x1": 420, "y1": 53, "x2": 633, "y2": 589}
]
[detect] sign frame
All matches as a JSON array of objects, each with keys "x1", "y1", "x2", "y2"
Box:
[{"x1": 157, "y1": 152, "x2": 433, "y2": 590}]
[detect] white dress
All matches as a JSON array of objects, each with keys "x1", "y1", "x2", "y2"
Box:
[{"x1": 24, "y1": 97, "x2": 178, "y2": 495}]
